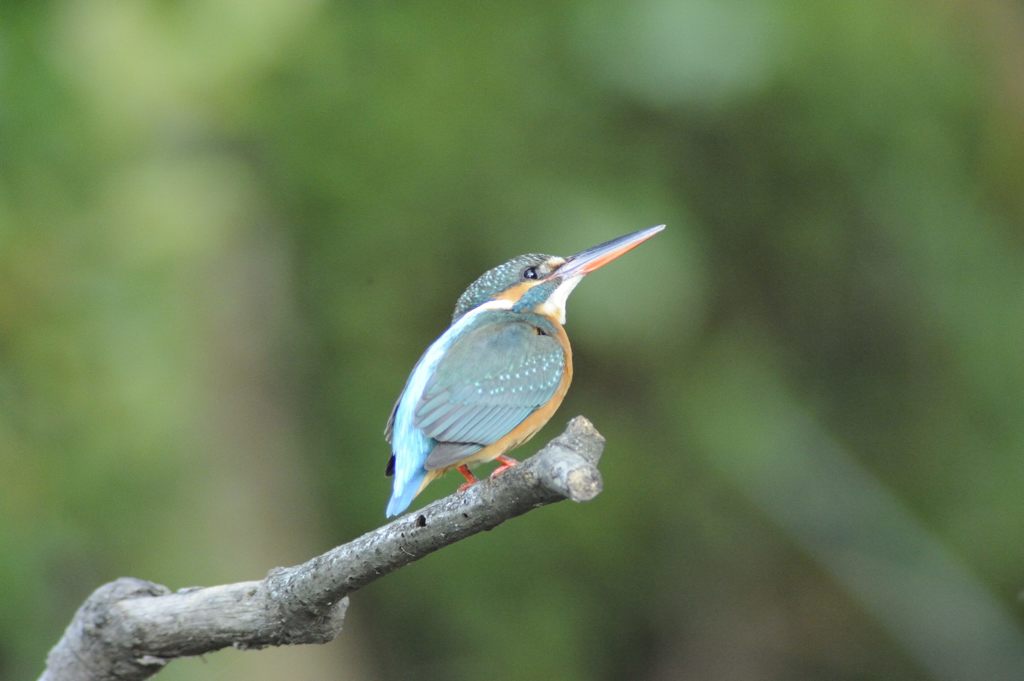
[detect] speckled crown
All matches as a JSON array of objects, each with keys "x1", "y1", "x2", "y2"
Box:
[{"x1": 452, "y1": 253, "x2": 555, "y2": 322}]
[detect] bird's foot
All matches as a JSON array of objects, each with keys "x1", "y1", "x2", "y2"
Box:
[
  {"x1": 489, "y1": 455, "x2": 520, "y2": 479},
  {"x1": 456, "y1": 464, "x2": 478, "y2": 492}
]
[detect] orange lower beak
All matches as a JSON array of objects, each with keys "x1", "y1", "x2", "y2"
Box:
[{"x1": 551, "y1": 224, "x2": 665, "y2": 279}]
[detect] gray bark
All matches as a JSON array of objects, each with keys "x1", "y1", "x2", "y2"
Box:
[{"x1": 40, "y1": 416, "x2": 605, "y2": 681}]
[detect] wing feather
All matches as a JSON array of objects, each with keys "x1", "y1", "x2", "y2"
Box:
[{"x1": 413, "y1": 314, "x2": 565, "y2": 470}]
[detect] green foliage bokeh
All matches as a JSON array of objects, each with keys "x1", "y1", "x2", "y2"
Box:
[{"x1": 2, "y1": 1, "x2": 1023, "y2": 680}]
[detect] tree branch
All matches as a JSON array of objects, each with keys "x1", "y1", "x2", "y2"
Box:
[{"x1": 40, "y1": 416, "x2": 606, "y2": 681}]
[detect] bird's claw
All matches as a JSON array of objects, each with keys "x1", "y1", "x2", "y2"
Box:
[
  {"x1": 457, "y1": 464, "x2": 478, "y2": 492},
  {"x1": 489, "y1": 455, "x2": 520, "y2": 479}
]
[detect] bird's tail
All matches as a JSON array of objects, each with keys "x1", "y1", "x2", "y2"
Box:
[{"x1": 386, "y1": 467, "x2": 429, "y2": 517}]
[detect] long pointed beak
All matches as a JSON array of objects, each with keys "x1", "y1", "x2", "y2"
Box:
[{"x1": 552, "y1": 224, "x2": 665, "y2": 279}]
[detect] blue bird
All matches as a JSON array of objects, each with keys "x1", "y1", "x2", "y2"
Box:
[{"x1": 384, "y1": 225, "x2": 664, "y2": 516}]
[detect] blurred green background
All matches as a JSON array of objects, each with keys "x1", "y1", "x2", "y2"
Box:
[{"x1": 3, "y1": 1, "x2": 1024, "y2": 680}]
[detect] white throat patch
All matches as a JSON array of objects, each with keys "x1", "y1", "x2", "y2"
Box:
[{"x1": 537, "y1": 276, "x2": 582, "y2": 324}]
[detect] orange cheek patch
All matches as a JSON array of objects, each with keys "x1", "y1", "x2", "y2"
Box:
[{"x1": 494, "y1": 281, "x2": 536, "y2": 303}]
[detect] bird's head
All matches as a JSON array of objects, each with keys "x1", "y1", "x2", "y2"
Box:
[{"x1": 452, "y1": 224, "x2": 664, "y2": 324}]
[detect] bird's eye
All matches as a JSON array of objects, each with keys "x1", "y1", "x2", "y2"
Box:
[{"x1": 523, "y1": 266, "x2": 539, "y2": 280}]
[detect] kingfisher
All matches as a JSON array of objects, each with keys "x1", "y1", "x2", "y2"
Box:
[{"x1": 384, "y1": 224, "x2": 664, "y2": 516}]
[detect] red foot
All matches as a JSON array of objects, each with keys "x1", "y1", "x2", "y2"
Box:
[
  {"x1": 456, "y1": 464, "x2": 479, "y2": 492},
  {"x1": 489, "y1": 455, "x2": 520, "y2": 479}
]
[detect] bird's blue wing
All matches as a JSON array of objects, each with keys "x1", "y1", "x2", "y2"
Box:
[
  {"x1": 384, "y1": 310, "x2": 564, "y2": 517},
  {"x1": 414, "y1": 315, "x2": 565, "y2": 470}
]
